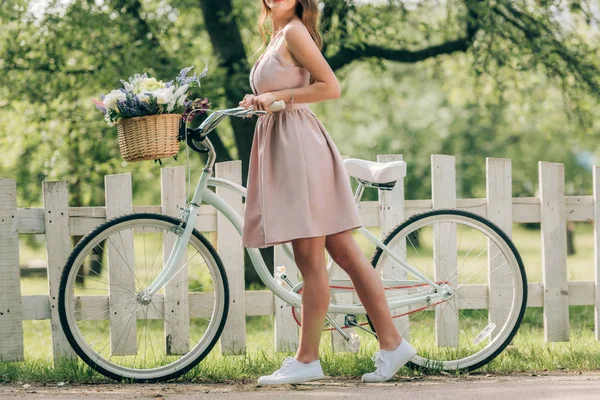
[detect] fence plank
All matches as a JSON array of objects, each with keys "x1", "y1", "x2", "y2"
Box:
[
  {"x1": 594, "y1": 166, "x2": 600, "y2": 341},
  {"x1": 328, "y1": 158, "x2": 357, "y2": 352},
  {"x1": 105, "y1": 174, "x2": 137, "y2": 355},
  {"x1": 21, "y1": 280, "x2": 600, "y2": 322},
  {"x1": 377, "y1": 154, "x2": 410, "y2": 340},
  {"x1": 329, "y1": 261, "x2": 356, "y2": 352},
  {"x1": 431, "y1": 155, "x2": 459, "y2": 347},
  {"x1": 0, "y1": 178, "x2": 24, "y2": 361},
  {"x1": 42, "y1": 181, "x2": 77, "y2": 361},
  {"x1": 216, "y1": 161, "x2": 246, "y2": 355},
  {"x1": 486, "y1": 158, "x2": 513, "y2": 340},
  {"x1": 22, "y1": 290, "x2": 276, "y2": 320},
  {"x1": 539, "y1": 162, "x2": 569, "y2": 342},
  {"x1": 274, "y1": 245, "x2": 299, "y2": 352},
  {"x1": 161, "y1": 166, "x2": 190, "y2": 355},
  {"x1": 15, "y1": 196, "x2": 597, "y2": 236}
]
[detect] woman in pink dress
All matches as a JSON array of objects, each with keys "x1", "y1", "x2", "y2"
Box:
[{"x1": 239, "y1": 0, "x2": 417, "y2": 385}]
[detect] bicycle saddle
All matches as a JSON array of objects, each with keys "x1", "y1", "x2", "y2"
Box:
[{"x1": 343, "y1": 158, "x2": 407, "y2": 184}]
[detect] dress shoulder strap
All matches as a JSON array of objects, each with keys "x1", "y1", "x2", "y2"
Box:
[
  {"x1": 272, "y1": 28, "x2": 287, "y2": 50},
  {"x1": 273, "y1": 21, "x2": 306, "y2": 67}
]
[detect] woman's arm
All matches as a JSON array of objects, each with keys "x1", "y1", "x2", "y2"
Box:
[
  {"x1": 251, "y1": 22, "x2": 341, "y2": 111},
  {"x1": 274, "y1": 22, "x2": 341, "y2": 103}
]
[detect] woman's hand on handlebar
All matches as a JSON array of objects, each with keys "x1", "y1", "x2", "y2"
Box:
[
  {"x1": 252, "y1": 93, "x2": 278, "y2": 113},
  {"x1": 239, "y1": 92, "x2": 283, "y2": 117},
  {"x1": 239, "y1": 94, "x2": 254, "y2": 118},
  {"x1": 239, "y1": 94, "x2": 255, "y2": 108}
]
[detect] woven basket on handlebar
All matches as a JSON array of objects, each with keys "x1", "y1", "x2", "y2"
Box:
[{"x1": 116, "y1": 113, "x2": 181, "y2": 162}]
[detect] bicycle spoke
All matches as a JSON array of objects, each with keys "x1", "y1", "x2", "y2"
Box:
[
  {"x1": 368, "y1": 211, "x2": 525, "y2": 372},
  {"x1": 61, "y1": 216, "x2": 228, "y2": 381}
]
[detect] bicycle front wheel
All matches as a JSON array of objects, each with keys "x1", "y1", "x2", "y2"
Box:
[
  {"x1": 58, "y1": 213, "x2": 229, "y2": 382},
  {"x1": 368, "y1": 209, "x2": 527, "y2": 372}
]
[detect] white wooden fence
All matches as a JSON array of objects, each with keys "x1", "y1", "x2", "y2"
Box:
[{"x1": 1, "y1": 154, "x2": 599, "y2": 363}]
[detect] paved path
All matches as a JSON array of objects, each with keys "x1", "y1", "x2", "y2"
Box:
[{"x1": 2, "y1": 372, "x2": 600, "y2": 399}]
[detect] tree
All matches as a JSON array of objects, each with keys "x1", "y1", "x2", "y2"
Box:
[{"x1": 1, "y1": 0, "x2": 598, "y2": 286}]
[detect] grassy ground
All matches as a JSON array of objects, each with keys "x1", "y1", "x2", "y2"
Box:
[
  {"x1": 4, "y1": 222, "x2": 598, "y2": 383},
  {"x1": 2, "y1": 307, "x2": 600, "y2": 383}
]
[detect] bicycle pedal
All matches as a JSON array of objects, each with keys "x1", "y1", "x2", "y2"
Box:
[
  {"x1": 274, "y1": 273, "x2": 285, "y2": 287},
  {"x1": 276, "y1": 265, "x2": 298, "y2": 288},
  {"x1": 348, "y1": 332, "x2": 360, "y2": 353},
  {"x1": 275, "y1": 265, "x2": 289, "y2": 287},
  {"x1": 344, "y1": 314, "x2": 378, "y2": 338}
]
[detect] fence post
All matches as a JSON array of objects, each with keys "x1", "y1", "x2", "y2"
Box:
[
  {"x1": 539, "y1": 161, "x2": 569, "y2": 342},
  {"x1": 594, "y1": 166, "x2": 600, "y2": 341},
  {"x1": 329, "y1": 158, "x2": 364, "y2": 352},
  {"x1": 377, "y1": 154, "x2": 409, "y2": 340},
  {"x1": 0, "y1": 178, "x2": 24, "y2": 361},
  {"x1": 161, "y1": 166, "x2": 190, "y2": 354},
  {"x1": 274, "y1": 245, "x2": 299, "y2": 352},
  {"x1": 215, "y1": 161, "x2": 246, "y2": 355},
  {"x1": 486, "y1": 158, "x2": 513, "y2": 340},
  {"x1": 431, "y1": 155, "x2": 459, "y2": 347},
  {"x1": 42, "y1": 181, "x2": 77, "y2": 362},
  {"x1": 329, "y1": 262, "x2": 356, "y2": 352},
  {"x1": 105, "y1": 173, "x2": 137, "y2": 355}
]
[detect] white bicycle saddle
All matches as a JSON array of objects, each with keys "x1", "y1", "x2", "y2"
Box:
[{"x1": 343, "y1": 158, "x2": 407, "y2": 184}]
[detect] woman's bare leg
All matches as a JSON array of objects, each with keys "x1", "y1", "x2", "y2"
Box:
[
  {"x1": 290, "y1": 235, "x2": 329, "y2": 363},
  {"x1": 325, "y1": 229, "x2": 402, "y2": 350}
]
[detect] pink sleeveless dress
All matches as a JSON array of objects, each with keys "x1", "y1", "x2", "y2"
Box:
[{"x1": 241, "y1": 27, "x2": 363, "y2": 248}]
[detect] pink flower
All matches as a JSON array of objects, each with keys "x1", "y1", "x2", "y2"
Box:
[{"x1": 93, "y1": 98, "x2": 106, "y2": 113}]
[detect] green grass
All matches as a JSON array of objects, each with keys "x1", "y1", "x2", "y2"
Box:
[
  {"x1": 3, "y1": 222, "x2": 598, "y2": 383},
  {"x1": 3, "y1": 307, "x2": 600, "y2": 383}
]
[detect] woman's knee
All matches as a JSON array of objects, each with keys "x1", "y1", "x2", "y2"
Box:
[
  {"x1": 291, "y1": 236, "x2": 326, "y2": 272},
  {"x1": 325, "y1": 231, "x2": 358, "y2": 270}
]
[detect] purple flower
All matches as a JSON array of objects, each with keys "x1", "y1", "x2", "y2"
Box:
[
  {"x1": 93, "y1": 98, "x2": 106, "y2": 113},
  {"x1": 176, "y1": 63, "x2": 208, "y2": 88}
]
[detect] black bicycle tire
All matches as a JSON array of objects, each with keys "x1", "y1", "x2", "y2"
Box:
[
  {"x1": 366, "y1": 208, "x2": 528, "y2": 373},
  {"x1": 57, "y1": 212, "x2": 230, "y2": 382}
]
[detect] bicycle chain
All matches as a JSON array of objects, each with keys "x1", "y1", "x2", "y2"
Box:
[{"x1": 290, "y1": 282, "x2": 449, "y2": 331}]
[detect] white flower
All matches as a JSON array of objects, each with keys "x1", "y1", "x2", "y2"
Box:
[
  {"x1": 103, "y1": 89, "x2": 126, "y2": 111},
  {"x1": 166, "y1": 84, "x2": 189, "y2": 112},
  {"x1": 152, "y1": 86, "x2": 175, "y2": 105},
  {"x1": 104, "y1": 113, "x2": 116, "y2": 127},
  {"x1": 173, "y1": 84, "x2": 189, "y2": 99},
  {"x1": 138, "y1": 77, "x2": 165, "y2": 93},
  {"x1": 177, "y1": 93, "x2": 188, "y2": 107},
  {"x1": 138, "y1": 93, "x2": 150, "y2": 103}
]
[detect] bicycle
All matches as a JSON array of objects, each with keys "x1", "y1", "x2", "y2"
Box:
[{"x1": 58, "y1": 100, "x2": 527, "y2": 382}]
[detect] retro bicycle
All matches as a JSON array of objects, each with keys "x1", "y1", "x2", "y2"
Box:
[{"x1": 58, "y1": 100, "x2": 527, "y2": 382}]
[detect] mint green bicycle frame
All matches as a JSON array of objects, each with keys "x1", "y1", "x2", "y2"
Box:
[{"x1": 143, "y1": 107, "x2": 445, "y2": 315}]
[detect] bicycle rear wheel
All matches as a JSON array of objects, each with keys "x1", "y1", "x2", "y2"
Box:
[
  {"x1": 58, "y1": 213, "x2": 229, "y2": 382},
  {"x1": 368, "y1": 209, "x2": 527, "y2": 372}
]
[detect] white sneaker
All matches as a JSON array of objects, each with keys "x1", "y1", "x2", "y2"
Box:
[
  {"x1": 361, "y1": 339, "x2": 417, "y2": 382},
  {"x1": 257, "y1": 356, "x2": 325, "y2": 385}
]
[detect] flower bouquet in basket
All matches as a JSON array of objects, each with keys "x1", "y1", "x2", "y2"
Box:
[{"x1": 94, "y1": 64, "x2": 211, "y2": 164}]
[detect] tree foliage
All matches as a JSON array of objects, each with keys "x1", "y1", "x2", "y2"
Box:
[{"x1": 1, "y1": 0, "x2": 598, "y2": 284}]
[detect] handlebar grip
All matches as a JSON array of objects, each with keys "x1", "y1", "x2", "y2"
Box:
[{"x1": 268, "y1": 100, "x2": 286, "y2": 112}]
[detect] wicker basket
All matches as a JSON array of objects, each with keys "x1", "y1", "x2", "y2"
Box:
[{"x1": 116, "y1": 113, "x2": 182, "y2": 162}]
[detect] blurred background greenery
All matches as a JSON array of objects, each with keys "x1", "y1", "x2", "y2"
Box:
[{"x1": 1, "y1": 0, "x2": 599, "y2": 285}]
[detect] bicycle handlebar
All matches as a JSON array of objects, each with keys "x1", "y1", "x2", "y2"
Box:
[{"x1": 185, "y1": 100, "x2": 286, "y2": 145}]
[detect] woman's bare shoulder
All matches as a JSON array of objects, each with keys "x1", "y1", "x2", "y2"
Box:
[{"x1": 282, "y1": 19, "x2": 311, "y2": 42}]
